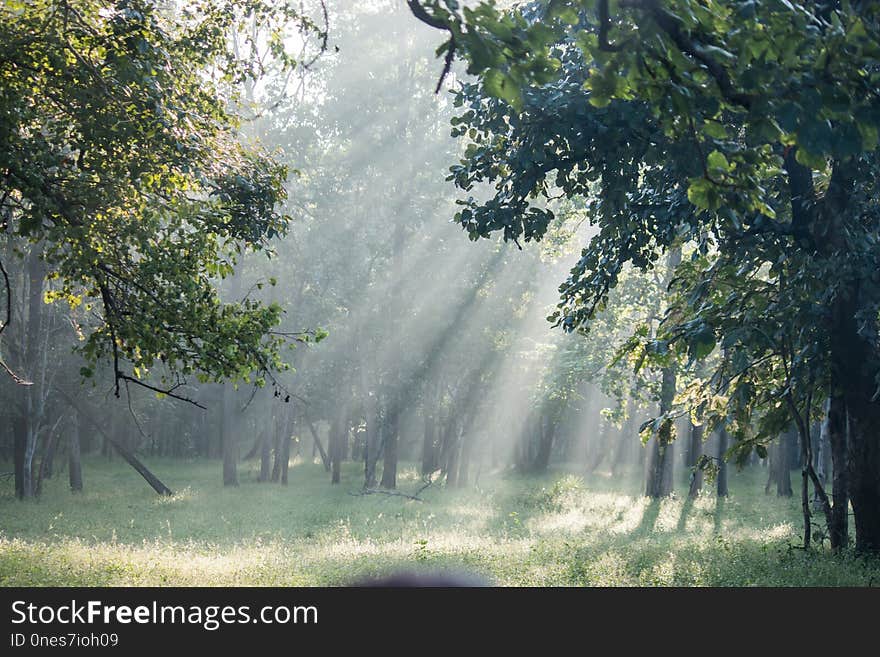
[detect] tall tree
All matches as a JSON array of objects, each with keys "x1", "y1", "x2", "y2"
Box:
[{"x1": 413, "y1": 0, "x2": 880, "y2": 552}]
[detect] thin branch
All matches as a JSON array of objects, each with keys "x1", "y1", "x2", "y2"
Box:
[
  {"x1": 117, "y1": 374, "x2": 206, "y2": 409},
  {"x1": 351, "y1": 475, "x2": 435, "y2": 501},
  {"x1": 598, "y1": 0, "x2": 629, "y2": 52},
  {"x1": 407, "y1": 0, "x2": 457, "y2": 93}
]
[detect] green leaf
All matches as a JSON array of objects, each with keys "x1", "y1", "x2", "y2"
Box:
[{"x1": 483, "y1": 69, "x2": 522, "y2": 111}]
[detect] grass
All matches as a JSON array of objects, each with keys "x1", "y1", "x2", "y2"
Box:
[{"x1": 1, "y1": 455, "x2": 878, "y2": 586}]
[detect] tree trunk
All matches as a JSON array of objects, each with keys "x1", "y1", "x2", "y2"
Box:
[
  {"x1": 531, "y1": 413, "x2": 555, "y2": 474},
  {"x1": 307, "y1": 421, "x2": 331, "y2": 472},
  {"x1": 828, "y1": 394, "x2": 849, "y2": 550},
  {"x1": 271, "y1": 428, "x2": 282, "y2": 482},
  {"x1": 687, "y1": 421, "x2": 704, "y2": 499},
  {"x1": 221, "y1": 385, "x2": 238, "y2": 487},
  {"x1": 457, "y1": 430, "x2": 472, "y2": 487},
  {"x1": 813, "y1": 402, "x2": 831, "y2": 508},
  {"x1": 421, "y1": 411, "x2": 437, "y2": 475},
  {"x1": 776, "y1": 428, "x2": 794, "y2": 497},
  {"x1": 845, "y1": 397, "x2": 880, "y2": 552},
  {"x1": 646, "y1": 369, "x2": 676, "y2": 498},
  {"x1": 34, "y1": 421, "x2": 62, "y2": 497},
  {"x1": 13, "y1": 250, "x2": 45, "y2": 500},
  {"x1": 380, "y1": 406, "x2": 399, "y2": 489},
  {"x1": 440, "y1": 414, "x2": 459, "y2": 487},
  {"x1": 363, "y1": 403, "x2": 381, "y2": 488},
  {"x1": 765, "y1": 439, "x2": 779, "y2": 495},
  {"x1": 825, "y1": 161, "x2": 880, "y2": 553},
  {"x1": 258, "y1": 430, "x2": 271, "y2": 482},
  {"x1": 68, "y1": 412, "x2": 83, "y2": 493},
  {"x1": 111, "y1": 439, "x2": 173, "y2": 496},
  {"x1": 280, "y1": 435, "x2": 290, "y2": 486},
  {"x1": 330, "y1": 414, "x2": 342, "y2": 485},
  {"x1": 716, "y1": 428, "x2": 729, "y2": 497}
]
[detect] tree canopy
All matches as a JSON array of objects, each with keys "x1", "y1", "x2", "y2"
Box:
[
  {"x1": 412, "y1": 0, "x2": 880, "y2": 551},
  {"x1": 0, "y1": 0, "x2": 326, "y2": 403}
]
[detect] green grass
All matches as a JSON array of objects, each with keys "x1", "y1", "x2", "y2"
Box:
[{"x1": 1, "y1": 456, "x2": 878, "y2": 586}]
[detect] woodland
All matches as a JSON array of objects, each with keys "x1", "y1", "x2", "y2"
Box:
[{"x1": 2, "y1": 0, "x2": 880, "y2": 586}]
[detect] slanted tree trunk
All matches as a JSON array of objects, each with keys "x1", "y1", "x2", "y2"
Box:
[
  {"x1": 111, "y1": 439, "x2": 173, "y2": 496},
  {"x1": 34, "y1": 417, "x2": 62, "y2": 497},
  {"x1": 68, "y1": 412, "x2": 83, "y2": 493}
]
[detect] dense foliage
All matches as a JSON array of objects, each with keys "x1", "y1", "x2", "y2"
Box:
[{"x1": 412, "y1": 0, "x2": 880, "y2": 551}]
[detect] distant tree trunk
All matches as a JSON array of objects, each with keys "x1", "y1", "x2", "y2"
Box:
[
  {"x1": 41, "y1": 423, "x2": 58, "y2": 481},
  {"x1": 271, "y1": 428, "x2": 282, "y2": 482},
  {"x1": 280, "y1": 435, "x2": 290, "y2": 486},
  {"x1": 776, "y1": 428, "x2": 794, "y2": 497},
  {"x1": 35, "y1": 419, "x2": 62, "y2": 497},
  {"x1": 68, "y1": 414, "x2": 83, "y2": 493},
  {"x1": 380, "y1": 406, "x2": 399, "y2": 489},
  {"x1": 687, "y1": 421, "x2": 704, "y2": 499},
  {"x1": 330, "y1": 414, "x2": 343, "y2": 485},
  {"x1": 611, "y1": 404, "x2": 639, "y2": 477},
  {"x1": 258, "y1": 431, "x2": 271, "y2": 482},
  {"x1": 421, "y1": 411, "x2": 437, "y2": 475},
  {"x1": 13, "y1": 416, "x2": 27, "y2": 499},
  {"x1": 221, "y1": 385, "x2": 238, "y2": 487},
  {"x1": 765, "y1": 440, "x2": 779, "y2": 494},
  {"x1": 531, "y1": 413, "x2": 555, "y2": 474},
  {"x1": 457, "y1": 430, "x2": 473, "y2": 487},
  {"x1": 363, "y1": 402, "x2": 381, "y2": 488},
  {"x1": 813, "y1": 403, "x2": 831, "y2": 508},
  {"x1": 828, "y1": 394, "x2": 849, "y2": 550},
  {"x1": 716, "y1": 428, "x2": 729, "y2": 497},
  {"x1": 585, "y1": 419, "x2": 610, "y2": 474},
  {"x1": 440, "y1": 414, "x2": 459, "y2": 487}
]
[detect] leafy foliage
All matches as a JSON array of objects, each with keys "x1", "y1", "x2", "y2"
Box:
[{"x1": 1, "y1": 0, "x2": 323, "y2": 399}]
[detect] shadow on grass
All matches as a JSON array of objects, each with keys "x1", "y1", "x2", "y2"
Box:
[
  {"x1": 676, "y1": 494, "x2": 696, "y2": 533},
  {"x1": 633, "y1": 498, "x2": 662, "y2": 536},
  {"x1": 714, "y1": 496, "x2": 727, "y2": 534}
]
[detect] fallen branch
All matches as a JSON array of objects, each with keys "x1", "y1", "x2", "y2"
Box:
[{"x1": 350, "y1": 475, "x2": 435, "y2": 501}]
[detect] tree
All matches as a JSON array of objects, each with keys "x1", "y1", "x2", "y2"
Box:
[
  {"x1": 1, "y1": 1, "x2": 325, "y2": 496},
  {"x1": 412, "y1": 0, "x2": 880, "y2": 551}
]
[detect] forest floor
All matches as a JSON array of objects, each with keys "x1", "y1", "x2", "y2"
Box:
[{"x1": 1, "y1": 456, "x2": 879, "y2": 586}]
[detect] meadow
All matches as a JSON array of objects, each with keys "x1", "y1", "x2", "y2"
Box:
[{"x1": 1, "y1": 457, "x2": 878, "y2": 587}]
